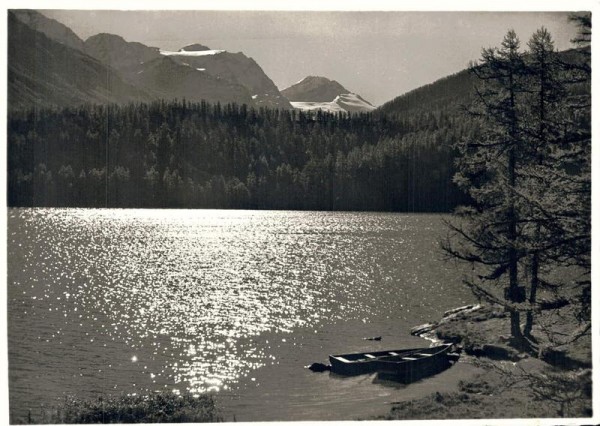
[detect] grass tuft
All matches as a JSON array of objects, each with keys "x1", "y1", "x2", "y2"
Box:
[{"x1": 39, "y1": 392, "x2": 222, "y2": 423}]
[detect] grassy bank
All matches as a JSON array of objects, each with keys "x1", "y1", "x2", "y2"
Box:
[
  {"x1": 378, "y1": 365, "x2": 591, "y2": 419},
  {"x1": 24, "y1": 392, "x2": 222, "y2": 424},
  {"x1": 376, "y1": 304, "x2": 592, "y2": 420}
]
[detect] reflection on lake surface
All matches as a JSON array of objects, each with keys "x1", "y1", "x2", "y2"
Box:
[{"x1": 8, "y1": 209, "x2": 474, "y2": 422}]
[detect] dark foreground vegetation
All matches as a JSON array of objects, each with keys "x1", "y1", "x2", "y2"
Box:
[
  {"x1": 24, "y1": 393, "x2": 221, "y2": 424},
  {"x1": 379, "y1": 369, "x2": 591, "y2": 420}
]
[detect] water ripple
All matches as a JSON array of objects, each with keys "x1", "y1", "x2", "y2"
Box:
[{"x1": 8, "y1": 208, "x2": 472, "y2": 420}]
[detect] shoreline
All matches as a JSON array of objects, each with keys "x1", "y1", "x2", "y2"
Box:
[
  {"x1": 214, "y1": 315, "x2": 477, "y2": 422},
  {"x1": 23, "y1": 303, "x2": 592, "y2": 423},
  {"x1": 375, "y1": 303, "x2": 592, "y2": 420},
  {"x1": 217, "y1": 302, "x2": 592, "y2": 421}
]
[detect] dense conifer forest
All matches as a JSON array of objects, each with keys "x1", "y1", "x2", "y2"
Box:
[{"x1": 8, "y1": 101, "x2": 471, "y2": 211}]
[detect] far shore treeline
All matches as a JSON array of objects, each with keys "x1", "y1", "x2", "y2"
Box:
[{"x1": 8, "y1": 98, "x2": 471, "y2": 211}]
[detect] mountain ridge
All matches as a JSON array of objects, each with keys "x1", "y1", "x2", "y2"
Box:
[
  {"x1": 161, "y1": 47, "x2": 292, "y2": 109},
  {"x1": 8, "y1": 12, "x2": 152, "y2": 111},
  {"x1": 10, "y1": 9, "x2": 292, "y2": 110},
  {"x1": 12, "y1": 9, "x2": 85, "y2": 51}
]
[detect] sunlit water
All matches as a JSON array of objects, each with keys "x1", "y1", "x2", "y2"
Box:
[{"x1": 8, "y1": 209, "x2": 475, "y2": 422}]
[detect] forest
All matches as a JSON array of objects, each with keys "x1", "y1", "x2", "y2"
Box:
[{"x1": 8, "y1": 99, "x2": 471, "y2": 211}]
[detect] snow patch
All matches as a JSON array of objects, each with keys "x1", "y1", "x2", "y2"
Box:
[
  {"x1": 290, "y1": 101, "x2": 346, "y2": 114},
  {"x1": 293, "y1": 76, "x2": 309, "y2": 85},
  {"x1": 196, "y1": 68, "x2": 206, "y2": 71},
  {"x1": 290, "y1": 93, "x2": 375, "y2": 114},
  {"x1": 334, "y1": 93, "x2": 375, "y2": 111},
  {"x1": 252, "y1": 95, "x2": 258, "y2": 99},
  {"x1": 160, "y1": 49, "x2": 225, "y2": 57}
]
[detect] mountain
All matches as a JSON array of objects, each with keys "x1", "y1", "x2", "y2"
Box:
[
  {"x1": 12, "y1": 9, "x2": 85, "y2": 51},
  {"x1": 82, "y1": 34, "x2": 256, "y2": 106},
  {"x1": 83, "y1": 33, "x2": 291, "y2": 109},
  {"x1": 282, "y1": 76, "x2": 347, "y2": 102},
  {"x1": 12, "y1": 10, "x2": 291, "y2": 110},
  {"x1": 8, "y1": 12, "x2": 152, "y2": 111},
  {"x1": 131, "y1": 56, "x2": 254, "y2": 106},
  {"x1": 282, "y1": 76, "x2": 375, "y2": 113},
  {"x1": 376, "y1": 69, "x2": 475, "y2": 118},
  {"x1": 376, "y1": 47, "x2": 588, "y2": 119},
  {"x1": 159, "y1": 46, "x2": 292, "y2": 109},
  {"x1": 84, "y1": 33, "x2": 161, "y2": 72}
]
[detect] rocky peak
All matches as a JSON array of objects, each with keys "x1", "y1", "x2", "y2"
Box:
[
  {"x1": 179, "y1": 43, "x2": 211, "y2": 52},
  {"x1": 282, "y1": 76, "x2": 350, "y2": 102}
]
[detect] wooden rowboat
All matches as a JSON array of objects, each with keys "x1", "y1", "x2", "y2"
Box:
[
  {"x1": 374, "y1": 343, "x2": 453, "y2": 382},
  {"x1": 329, "y1": 344, "x2": 452, "y2": 376}
]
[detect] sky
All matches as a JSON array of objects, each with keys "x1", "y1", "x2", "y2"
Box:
[{"x1": 41, "y1": 10, "x2": 581, "y2": 106}]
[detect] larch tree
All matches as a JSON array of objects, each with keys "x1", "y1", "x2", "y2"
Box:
[
  {"x1": 520, "y1": 18, "x2": 591, "y2": 343},
  {"x1": 540, "y1": 14, "x2": 592, "y2": 332},
  {"x1": 565, "y1": 12, "x2": 591, "y2": 325},
  {"x1": 518, "y1": 27, "x2": 567, "y2": 338},
  {"x1": 443, "y1": 30, "x2": 530, "y2": 345}
]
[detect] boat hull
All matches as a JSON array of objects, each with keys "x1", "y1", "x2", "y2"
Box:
[
  {"x1": 329, "y1": 348, "x2": 422, "y2": 376},
  {"x1": 329, "y1": 344, "x2": 452, "y2": 377},
  {"x1": 374, "y1": 344, "x2": 453, "y2": 383}
]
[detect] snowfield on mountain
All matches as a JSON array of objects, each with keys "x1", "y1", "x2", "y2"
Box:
[
  {"x1": 290, "y1": 93, "x2": 375, "y2": 114},
  {"x1": 160, "y1": 49, "x2": 226, "y2": 56}
]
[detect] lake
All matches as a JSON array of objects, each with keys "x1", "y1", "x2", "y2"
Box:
[{"x1": 8, "y1": 208, "x2": 476, "y2": 422}]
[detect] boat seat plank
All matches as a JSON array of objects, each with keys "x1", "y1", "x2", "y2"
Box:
[
  {"x1": 365, "y1": 354, "x2": 377, "y2": 359},
  {"x1": 402, "y1": 357, "x2": 418, "y2": 361},
  {"x1": 388, "y1": 352, "x2": 399, "y2": 356},
  {"x1": 415, "y1": 353, "x2": 433, "y2": 357}
]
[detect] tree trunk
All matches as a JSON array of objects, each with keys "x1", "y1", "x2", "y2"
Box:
[
  {"x1": 507, "y1": 146, "x2": 523, "y2": 341},
  {"x1": 507, "y1": 66, "x2": 523, "y2": 342},
  {"x1": 524, "y1": 252, "x2": 539, "y2": 337},
  {"x1": 525, "y1": 52, "x2": 545, "y2": 339}
]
